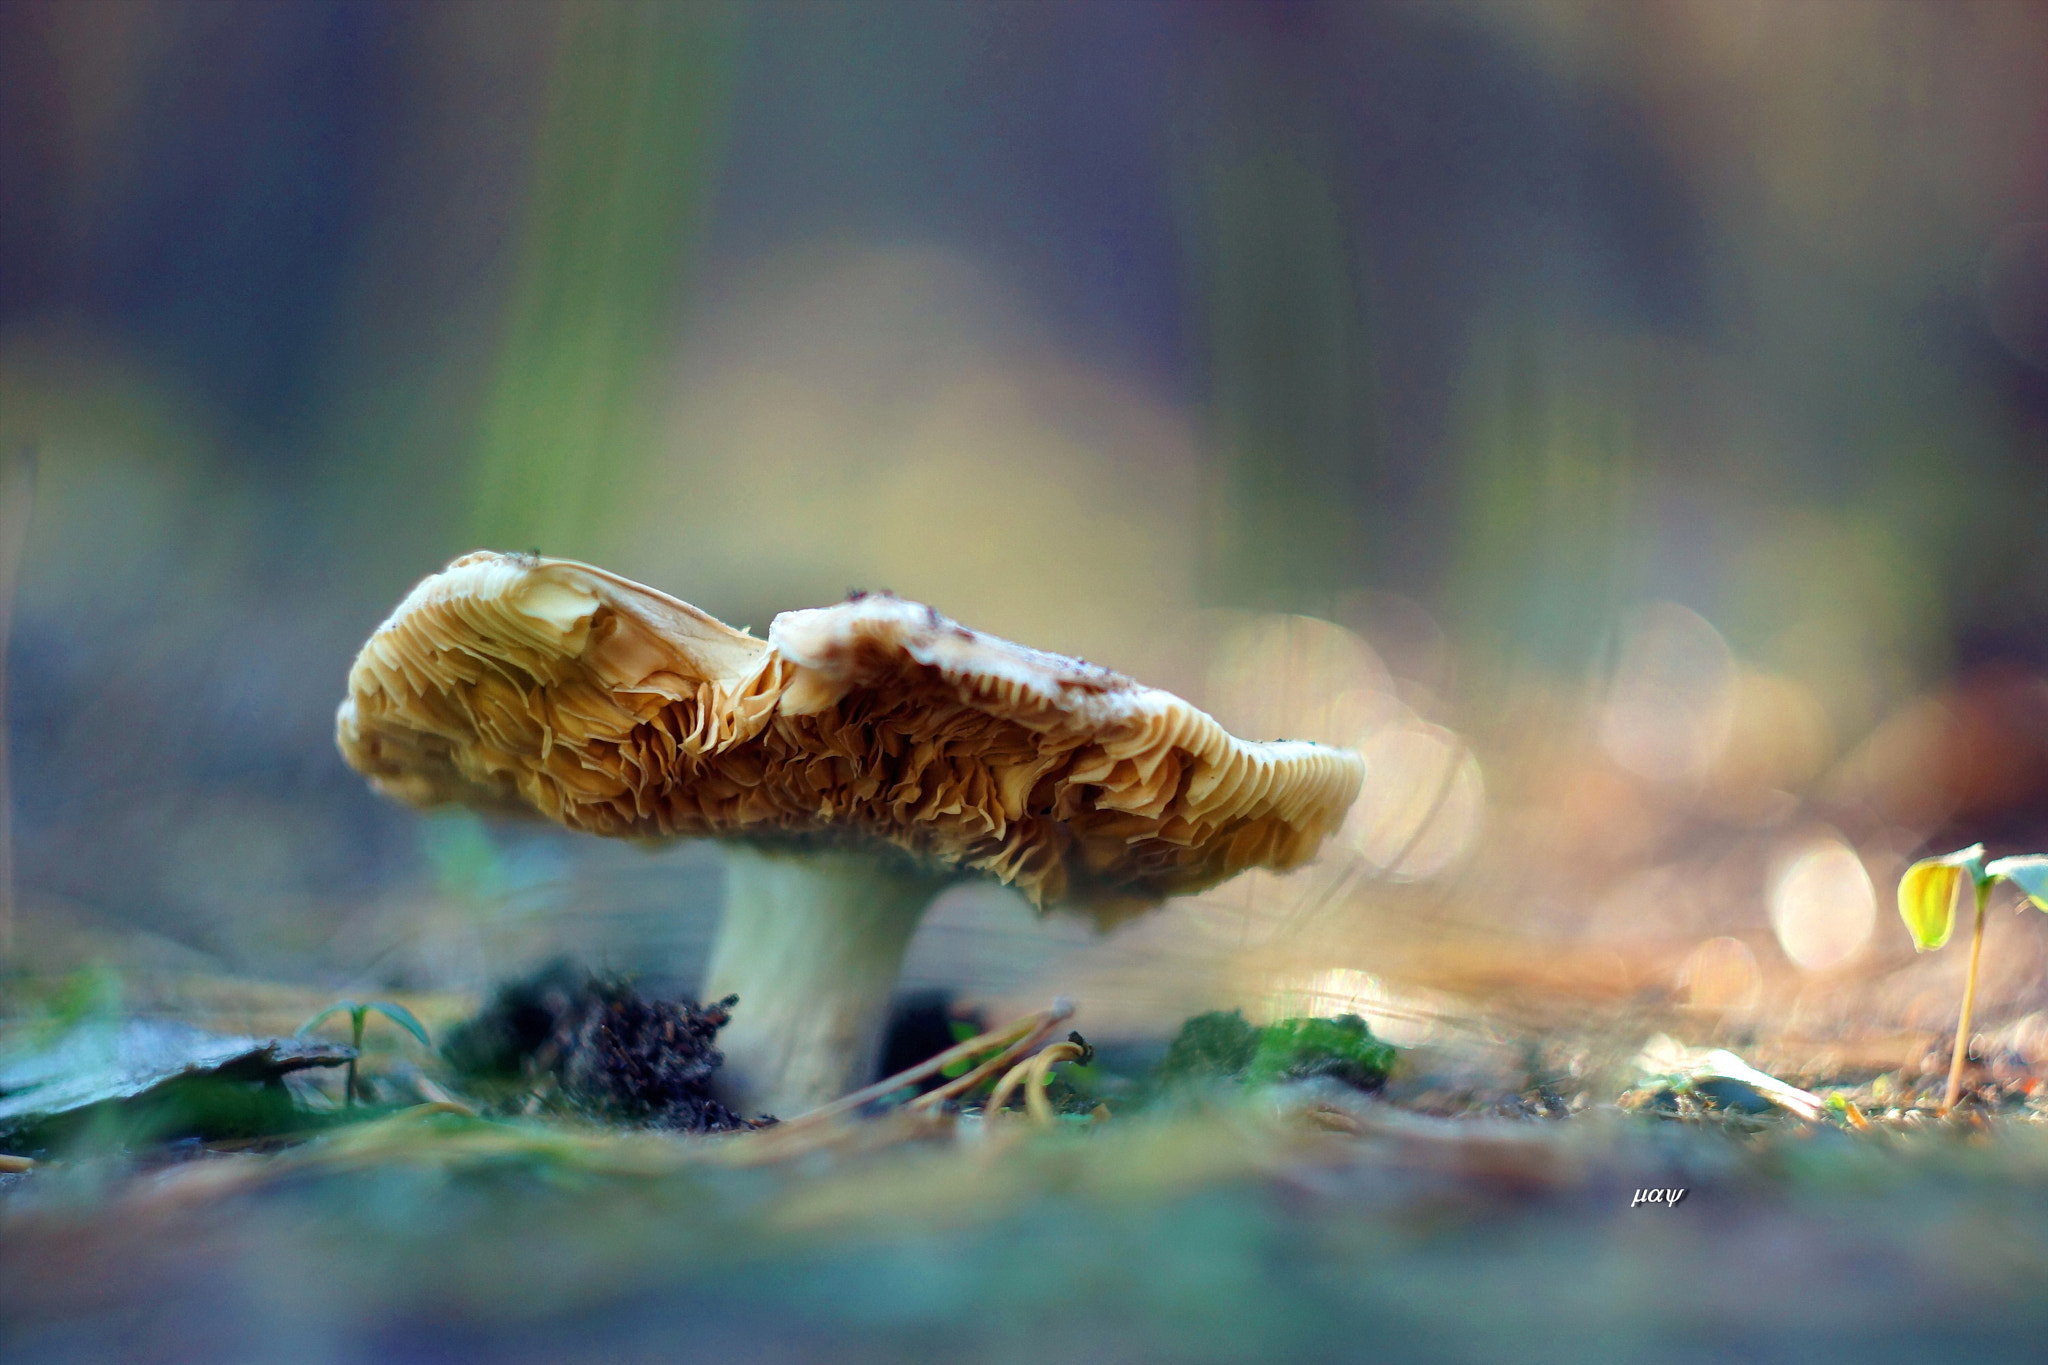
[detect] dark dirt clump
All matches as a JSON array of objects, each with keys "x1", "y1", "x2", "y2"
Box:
[
  {"x1": 444, "y1": 963, "x2": 770, "y2": 1132},
  {"x1": 558, "y1": 984, "x2": 765, "y2": 1132}
]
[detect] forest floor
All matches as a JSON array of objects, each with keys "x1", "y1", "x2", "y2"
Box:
[{"x1": 3, "y1": 953, "x2": 2046, "y2": 1365}]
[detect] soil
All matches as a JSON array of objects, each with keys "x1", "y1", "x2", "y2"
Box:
[{"x1": 444, "y1": 964, "x2": 768, "y2": 1132}]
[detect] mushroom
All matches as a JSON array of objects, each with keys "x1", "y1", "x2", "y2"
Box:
[{"x1": 337, "y1": 552, "x2": 1367, "y2": 1115}]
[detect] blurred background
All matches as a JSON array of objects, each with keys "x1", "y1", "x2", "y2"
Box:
[{"x1": 6, "y1": 0, "x2": 2048, "y2": 1072}]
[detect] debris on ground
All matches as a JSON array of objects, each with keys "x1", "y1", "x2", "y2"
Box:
[
  {"x1": 1621, "y1": 1034, "x2": 1828, "y2": 1121},
  {"x1": 0, "y1": 1018, "x2": 354, "y2": 1152},
  {"x1": 878, "y1": 989, "x2": 985, "y2": 1095},
  {"x1": 443, "y1": 963, "x2": 768, "y2": 1132}
]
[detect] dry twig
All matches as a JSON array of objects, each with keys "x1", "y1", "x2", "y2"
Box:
[{"x1": 773, "y1": 999, "x2": 1075, "y2": 1134}]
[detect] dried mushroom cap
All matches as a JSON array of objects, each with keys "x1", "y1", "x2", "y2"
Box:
[{"x1": 339, "y1": 551, "x2": 1366, "y2": 922}]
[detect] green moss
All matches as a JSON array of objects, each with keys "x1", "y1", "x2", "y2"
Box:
[
  {"x1": 1155, "y1": 1011, "x2": 1395, "y2": 1095},
  {"x1": 1156, "y1": 1011, "x2": 1261, "y2": 1085},
  {"x1": 1247, "y1": 1015, "x2": 1396, "y2": 1091}
]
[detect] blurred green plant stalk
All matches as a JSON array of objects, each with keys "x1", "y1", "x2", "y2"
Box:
[
  {"x1": 1180, "y1": 61, "x2": 1378, "y2": 617},
  {"x1": 469, "y1": 0, "x2": 739, "y2": 556}
]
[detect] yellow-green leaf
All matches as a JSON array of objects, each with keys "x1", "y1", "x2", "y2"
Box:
[
  {"x1": 1899, "y1": 850, "x2": 1979, "y2": 951},
  {"x1": 1987, "y1": 854, "x2": 2048, "y2": 911}
]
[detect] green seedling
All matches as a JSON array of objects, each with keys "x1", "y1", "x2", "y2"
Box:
[
  {"x1": 1897, "y1": 845, "x2": 2048, "y2": 1114},
  {"x1": 940, "y1": 1018, "x2": 987, "y2": 1079},
  {"x1": 297, "y1": 1000, "x2": 432, "y2": 1108}
]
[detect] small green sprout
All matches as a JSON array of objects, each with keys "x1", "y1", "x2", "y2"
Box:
[
  {"x1": 940, "y1": 1018, "x2": 987, "y2": 1079},
  {"x1": 1897, "y1": 845, "x2": 2048, "y2": 1114},
  {"x1": 297, "y1": 1000, "x2": 432, "y2": 1108}
]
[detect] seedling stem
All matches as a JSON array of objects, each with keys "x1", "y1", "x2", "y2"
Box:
[
  {"x1": 297, "y1": 1000, "x2": 432, "y2": 1109},
  {"x1": 1944, "y1": 879, "x2": 1991, "y2": 1116}
]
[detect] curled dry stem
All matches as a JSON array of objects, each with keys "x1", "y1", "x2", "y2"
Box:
[
  {"x1": 908, "y1": 1012, "x2": 1073, "y2": 1114},
  {"x1": 716, "y1": 1105, "x2": 956, "y2": 1167},
  {"x1": 985, "y1": 1034, "x2": 1092, "y2": 1128},
  {"x1": 985, "y1": 1057, "x2": 1036, "y2": 1122},
  {"x1": 410, "y1": 1074, "x2": 478, "y2": 1117},
  {"x1": 771, "y1": 999, "x2": 1075, "y2": 1134},
  {"x1": 1024, "y1": 1040, "x2": 1089, "y2": 1125},
  {"x1": 404, "y1": 1100, "x2": 482, "y2": 1120}
]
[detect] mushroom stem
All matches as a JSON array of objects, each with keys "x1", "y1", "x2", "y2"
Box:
[{"x1": 704, "y1": 845, "x2": 950, "y2": 1117}]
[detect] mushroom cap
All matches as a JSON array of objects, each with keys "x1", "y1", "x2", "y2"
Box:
[{"x1": 338, "y1": 552, "x2": 1366, "y2": 923}]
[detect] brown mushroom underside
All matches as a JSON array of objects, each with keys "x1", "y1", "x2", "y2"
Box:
[{"x1": 338, "y1": 552, "x2": 1365, "y2": 925}]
